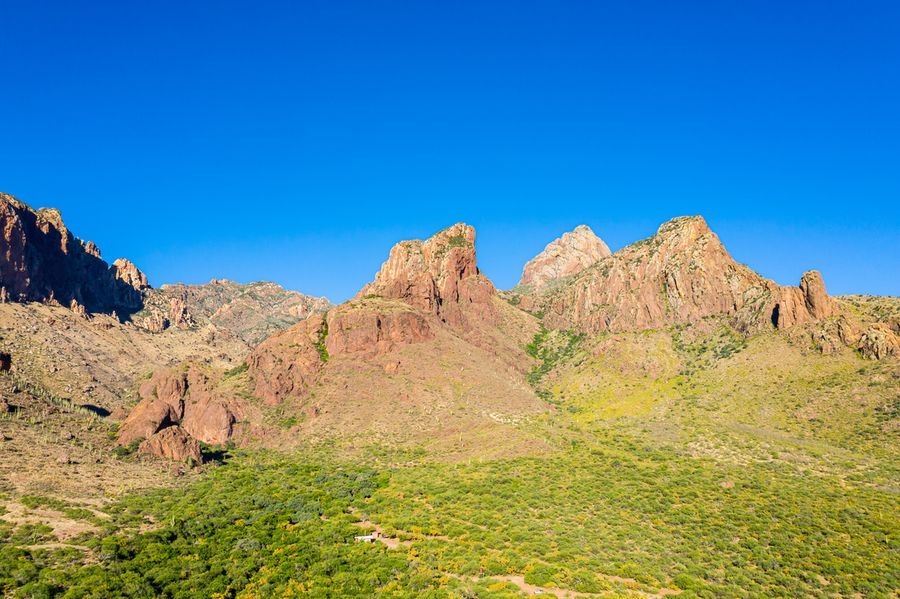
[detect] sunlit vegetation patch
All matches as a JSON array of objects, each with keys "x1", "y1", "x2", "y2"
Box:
[
  {"x1": 0, "y1": 453, "x2": 451, "y2": 598},
  {"x1": 363, "y1": 429, "x2": 900, "y2": 597}
]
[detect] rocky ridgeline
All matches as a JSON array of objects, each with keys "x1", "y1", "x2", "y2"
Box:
[
  {"x1": 0, "y1": 193, "x2": 146, "y2": 316},
  {"x1": 516, "y1": 216, "x2": 832, "y2": 333},
  {"x1": 514, "y1": 216, "x2": 897, "y2": 358},
  {"x1": 134, "y1": 279, "x2": 332, "y2": 345}
]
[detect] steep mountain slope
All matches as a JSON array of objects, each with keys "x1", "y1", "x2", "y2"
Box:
[
  {"x1": 121, "y1": 223, "x2": 548, "y2": 459},
  {"x1": 134, "y1": 279, "x2": 331, "y2": 345},
  {"x1": 515, "y1": 216, "x2": 836, "y2": 334},
  {"x1": 0, "y1": 193, "x2": 144, "y2": 316},
  {"x1": 516, "y1": 224, "x2": 611, "y2": 292}
]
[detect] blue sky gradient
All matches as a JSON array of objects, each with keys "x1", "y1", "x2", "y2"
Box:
[{"x1": 2, "y1": 0, "x2": 898, "y2": 301}]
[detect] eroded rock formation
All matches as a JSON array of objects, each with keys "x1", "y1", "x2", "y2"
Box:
[
  {"x1": 518, "y1": 224, "x2": 611, "y2": 292},
  {"x1": 118, "y1": 365, "x2": 243, "y2": 452},
  {"x1": 357, "y1": 223, "x2": 497, "y2": 329},
  {"x1": 138, "y1": 426, "x2": 202, "y2": 463},
  {"x1": 532, "y1": 216, "x2": 836, "y2": 335},
  {"x1": 0, "y1": 193, "x2": 145, "y2": 316}
]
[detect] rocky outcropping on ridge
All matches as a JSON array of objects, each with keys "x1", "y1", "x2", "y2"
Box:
[
  {"x1": 518, "y1": 224, "x2": 611, "y2": 292},
  {"x1": 528, "y1": 216, "x2": 836, "y2": 335},
  {"x1": 249, "y1": 223, "x2": 500, "y2": 405},
  {"x1": 0, "y1": 193, "x2": 146, "y2": 316},
  {"x1": 356, "y1": 223, "x2": 497, "y2": 329}
]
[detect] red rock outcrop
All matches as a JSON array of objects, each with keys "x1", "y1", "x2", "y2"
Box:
[
  {"x1": 181, "y1": 368, "x2": 239, "y2": 444},
  {"x1": 248, "y1": 300, "x2": 437, "y2": 405},
  {"x1": 112, "y1": 258, "x2": 150, "y2": 291},
  {"x1": 771, "y1": 271, "x2": 835, "y2": 329},
  {"x1": 118, "y1": 366, "x2": 242, "y2": 451},
  {"x1": 325, "y1": 301, "x2": 434, "y2": 357},
  {"x1": 357, "y1": 223, "x2": 497, "y2": 329},
  {"x1": 0, "y1": 193, "x2": 144, "y2": 316},
  {"x1": 518, "y1": 225, "x2": 611, "y2": 292},
  {"x1": 535, "y1": 216, "x2": 836, "y2": 334},
  {"x1": 138, "y1": 426, "x2": 202, "y2": 463},
  {"x1": 248, "y1": 314, "x2": 329, "y2": 405}
]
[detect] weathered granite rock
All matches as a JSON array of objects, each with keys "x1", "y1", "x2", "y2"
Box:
[
  {"x1": 518, "y1": 225, "x2": 611, "y2": 292},
  {"x1": 138, "y1": 426, "x2": 202, "y2": 463}
]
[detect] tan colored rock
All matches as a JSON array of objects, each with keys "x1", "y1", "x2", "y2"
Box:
[
  {"x1": 357, "y1": 223, "x2": 497, "y2": 329},
  {"x1": 135, "y1": 280, "x2": 331, "y2": 344},
  {"x1": 858, "y1": 324, "x2": 900, "y2": 360},
  {"x1": 112, "y1": 258, "x2": 150, "y2": 291},
  {"x1": 518, "y1": 225, "x2": 611, "y2": 292},
  {"x1": 138, "y1": 426, "x2": 202, "y2": 463}
]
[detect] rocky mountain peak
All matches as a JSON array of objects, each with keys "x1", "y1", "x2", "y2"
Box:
[
  {"x1": 112, "y1": 258, "x2": 151, "y2": 291},
  {"x1": 357, "y1": 222, "x2": 496, "y2": 328},
  {"x1": 0, "y1": 193, "x2": 144, "y2": 316},
  {"x1": 530, "y1": 215, "x2": 837, "y2": 335},
  {"x1": 518, "y1": 224, "x2": 611, "y2": 291}
]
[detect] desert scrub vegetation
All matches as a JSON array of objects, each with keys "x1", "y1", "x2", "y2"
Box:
[
  {"x1": 363, "y1": 428, "x2": 899, "y2": 597},
  {"x1": 1, "y1": 430, "x2": 897, "y2": 597},
  {"x1": 525, "y1": 326, "x2": 583, "y2": 397}
]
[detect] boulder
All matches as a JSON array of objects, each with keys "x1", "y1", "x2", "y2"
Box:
[{"x1": 138, "y1": 426, "x2": 202, "y2": 463}]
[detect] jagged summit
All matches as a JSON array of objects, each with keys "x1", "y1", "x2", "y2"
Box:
[
  {"x1": 521, "y1": 215, "x2": 837, "y2": 335},
  {"x1": 517, "y1": 224, "x2": 611, "y2": 292},
  {"x1": 0, "y1": 192, "x2": 145, "y2": 316},
  {"x1": 357, "y1": 222, "x2": 496, "y2": 328}
]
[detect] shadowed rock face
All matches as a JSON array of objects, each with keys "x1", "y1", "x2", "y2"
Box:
[
  {"x1": 0, "y1": 193, "x2": 147, "y2": 316},
  {"x1": 518, "y1": 224, "x2": 611, "y2": 292},
  {"x1": 531, "y1": 216, "x2": 835, "y2": 334},
  {"x1": 356, "y1": 223, "x2": 497, "y2": 329}
]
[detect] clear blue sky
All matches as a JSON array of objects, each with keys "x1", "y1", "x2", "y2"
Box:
[{"x1": 2, "y1": 1, "x2": 898, "y2": 301}]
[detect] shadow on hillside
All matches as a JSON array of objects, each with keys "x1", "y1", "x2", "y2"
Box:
[{"x1": 80, "y1": 404, "x2": 111, "y2": 417}]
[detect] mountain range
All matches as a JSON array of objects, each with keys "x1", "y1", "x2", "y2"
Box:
[{"x1": 1, "y1": 191, "x2": 897, "y2": 464}]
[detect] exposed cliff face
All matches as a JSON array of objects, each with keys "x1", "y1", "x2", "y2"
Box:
[
  {"x1": 0, "y1": 193, "x2": 146, "y2": 316},
  {"x1": 357, "y1": 223, "x2": 497, "y2": 329},
  {"x1": 248, "y1": 298, "x2": 435, "y2": 405},
  {"x1": 532, "y1": 216, "x2": 835, "y2": 335},
  {"x1": 518, "y1": 225, "x2": 611, "y2": 292}
]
